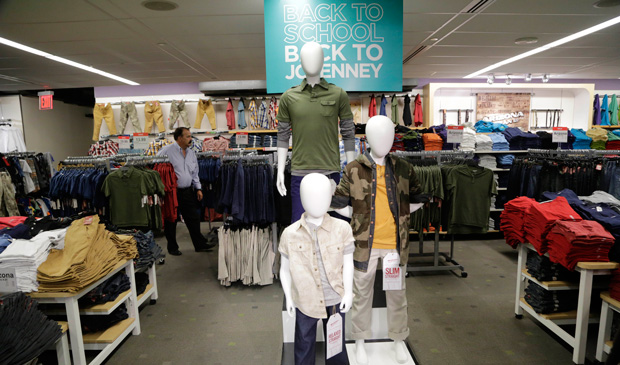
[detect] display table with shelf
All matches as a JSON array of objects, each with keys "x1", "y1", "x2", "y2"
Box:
[
  {"x1": 596, "y1": 292, "x2": 620, "y2": 362},
  {"x1": 514, "y1": 243, "x2": 618, "y2": 364},
  {"x1": 29, "y1": 259, "x2": 140, "y2": 365}
]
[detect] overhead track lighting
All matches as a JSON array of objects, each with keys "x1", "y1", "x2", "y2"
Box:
[
  {"x1": 525, "y1": 73, "x2": 532, "y2": 82},
  {"x1": 0, "y1": 36, "x2": 139, "y2": 86},
  {"x1": 464, "y1": 15, "x2": 620, "y2": 79},
  {"x1": 505, "y1": 75, "x2": 512, "y2": 85},
  {"x1": 542, "y1": 74, "x2": 550, "y2": 83},
  {"x1": 487, "y1": 74, "x2": 494, "y2": 85}
]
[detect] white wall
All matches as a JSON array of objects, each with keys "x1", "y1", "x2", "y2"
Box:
[
  {"x1": 0, "y1": 95, "x2": 24, "y2": 134},
  {"x1": 20, "y1": 96, "x2": 92, "y2": 164}
]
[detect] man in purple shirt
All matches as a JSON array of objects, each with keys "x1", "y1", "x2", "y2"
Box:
[{"x1": 158, "y1": 127, "x2": 215, "y2": 255}]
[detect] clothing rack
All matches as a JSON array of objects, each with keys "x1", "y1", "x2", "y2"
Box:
[
  {"x1": 101, "y1": 99, "x2": 201, "y2": 106},
  {"x1": 124, "y1": 155, "x2": 170, "y2": 165},
  {"x1": 531, "y1": 109, "x2": 562, "y2": 129},
  {"x1": 526, "y1": 149, "x2": 595, "y2": 157},
  {"x1": 439, "y1": 109, "x2": 473, "y2": 112},
  {"x1": 61, "y1": 156, "x2": 111, "y2": 171},
  {"x1": 394, "y1": 150, "x2": 470, "y2": 277},
  {"x1": 3, "y1": 151, "x2": 36, "y2": 156}
]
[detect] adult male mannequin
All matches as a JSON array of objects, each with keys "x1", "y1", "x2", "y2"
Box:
[
  {"x1": 276, "y1": 41, "x2": 356, "y2": 223},
  {"x1": 332, "y1": 116, "x2": 423, "y2": 364},
  {"x1": 157, "y1": 127, "x2": 215, "y2": 255},
  {"x1": 279, "y1": 173, "x2": 354, "y2": 365}
]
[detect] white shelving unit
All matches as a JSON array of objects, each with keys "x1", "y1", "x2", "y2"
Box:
[
  {"x1": 596, "y1": 292, "x2": 620, "y2": 362},
  {"x1": 514, "y1": 243, "x2": 618, "y2": 364},
  {"x1": 30, "y1": 259, "x2": 146, "y2": 365}
]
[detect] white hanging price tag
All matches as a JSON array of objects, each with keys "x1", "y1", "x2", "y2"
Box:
[
  {"x1": 326, "y1": 312, "x2": 343, "y2": 359},
  {"x1": 446, "y1": 126, "x2": 464, "y2": 143},
  {"x1": 118, "y1": 135, "x2": 131, "y2": 149},
  {"x1": 552, "y1": 127, "x2": 568, "y2": 143},
  {"x1": 0, "y1": 268, "x2": 18, "y2": 293},
  {"x1": 236, "y1": 132, "x2": 249, "y2": 145},
  {"x1": 133, "y1": 133, "x2": 149, "y2": 150},
  {"x1": 383, "y1": 252, "x2": 402, "y2": 291}
]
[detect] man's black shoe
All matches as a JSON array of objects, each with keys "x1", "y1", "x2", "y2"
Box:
[
  {"x1": 168, "y1": 250, "x2": 182, "y2": 256},
  {"x1": 195, "y1": 242, "x2": 217, "y2": 252}
]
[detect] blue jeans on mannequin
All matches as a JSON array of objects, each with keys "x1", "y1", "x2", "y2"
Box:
[{"x1": 295, "y1": 305, "x2": 349, "y2": 365}]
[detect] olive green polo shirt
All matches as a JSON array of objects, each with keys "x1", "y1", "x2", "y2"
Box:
[{"x1": 276, "y1": 78, "x2": 354, "y2": 171}]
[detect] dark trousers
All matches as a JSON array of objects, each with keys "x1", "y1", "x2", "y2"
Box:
[
  {"x1": 164, "y1": 187, "x2": 206, "y2": 252},
  {"x1": 295, "y1": 305, "x2": 349, "y2": 365},
  {"x1": 291, "y1": 172, "x2": 346, "y2": 224}
]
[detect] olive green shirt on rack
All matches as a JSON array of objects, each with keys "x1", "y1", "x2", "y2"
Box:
[{"x1": 276, "y1": 78, "x2": 355, "y2": 172}]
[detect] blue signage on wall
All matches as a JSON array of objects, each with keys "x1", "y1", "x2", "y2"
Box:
[{"x1": 264, "y1": 0, "x2": 403, "y2": 93}]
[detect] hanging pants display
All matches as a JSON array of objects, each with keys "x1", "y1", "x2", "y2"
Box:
[
  {"x1": 0, "y1": 172, "x2": 19, "y2": 216},
  {"x1": 144, "y1": 101, "x2": 165, "y2": 133},
  {"x1": 119, "y1": 102, "x2": 141, "y2": 133},
  {"x1": 194, "y1": 99, "x2": 217, "y2": 130},
  {"x1": 92, "y1": 103, "x2": 118, "y2": 141},
  {"x1": 169, "y1": 100, "x2": 190, "y2": 129},
  {"x1": 164, "y1": 187, "x2": 207, "y2": 252}
]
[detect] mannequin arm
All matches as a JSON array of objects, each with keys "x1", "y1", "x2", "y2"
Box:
[
  {"x1": 345, "y1": 151, "x2": 356, "y2": 165},
  {"x1": 335, "y1": 206, "x2": 352, "y2": 218},
  {"x1": 340, "y1": 253, "x2": 354, "y2": 313},
  {"x1": 280, "y1": 256, "x2": 296, "y2": 317},
  {"x1": 276, "y1": 147, "x2": 288, "y2": 196}
]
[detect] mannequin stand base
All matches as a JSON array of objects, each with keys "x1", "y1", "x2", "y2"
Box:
[
  {"x1": 347, "y1": 341, "x2": 418, "y2": 365},
  {"x1": 281, "y1": 340, "x2": 418, "y2": 365}
]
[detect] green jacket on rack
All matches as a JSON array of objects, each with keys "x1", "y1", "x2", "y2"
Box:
[{"x1": 332, "y1": 152, "x2": 421, "y2": 272}]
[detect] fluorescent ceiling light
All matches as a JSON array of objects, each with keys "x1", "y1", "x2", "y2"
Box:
[
  {"x1": 464, "y1": 15, "x2": 620, "y2": 79},
  {"x1": 0, "y1": 36, "x2": 139, "y2": 86}
]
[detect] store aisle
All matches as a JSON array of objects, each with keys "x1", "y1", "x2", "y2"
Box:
[{"x1": 105, "y1": 229, "x2": 575, "y2": 365}]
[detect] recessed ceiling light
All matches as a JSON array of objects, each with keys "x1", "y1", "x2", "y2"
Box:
[
  {"x1": 430, "y1": 38, "x2": 439, "y2": 42},
  {"x1": 157, "y1": 42, "x2": 167, "y2": 46},
  {"x1": 142, "y1": 1, "x2": 178, "y2": 11},
  {"x1": 593, "y1": 0, "x2": 620, "y2": 8},
  {"x1": 514, "y1": 37, "x2": 539, "y2": 45},
  {"x1": 464, "y1": 15, "x2": 620, "y2": 78}
]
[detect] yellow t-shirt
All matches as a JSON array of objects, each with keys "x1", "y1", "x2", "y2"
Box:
[{"x1": 372, "y1": 165, "x2": 397, "y2": 250}]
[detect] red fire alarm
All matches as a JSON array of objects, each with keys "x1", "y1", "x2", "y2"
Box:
[{"x1": 38, "y1": 91, "x2": 54, "y2": 110}]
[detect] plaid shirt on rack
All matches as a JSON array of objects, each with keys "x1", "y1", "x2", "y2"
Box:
[
  {"x1": 248, "y1": 99, "x2": 258, "y2": 129},
  {"x1": 258, "y1": 100, "x2": 268, "y2": 129},
  {"x1": 88, "y1": 140, "x2": 119, "y2": 157},
  {"x1": 145, "y1": 139, "x2": 173, "y2": 156},
  {"x1": 268, "y1": 97, "x2": 278, "y2": 130}
]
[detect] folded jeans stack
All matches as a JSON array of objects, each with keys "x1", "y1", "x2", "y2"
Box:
[
  {"x1": 526, "y1": 251, "x2": 578, "y2": 282},
  {"x1": 524, "y1": 282, "x2": 578, "y2": 314},
  {"x1": 488, "y1": 132, "x2": 510, "y2": 151}
]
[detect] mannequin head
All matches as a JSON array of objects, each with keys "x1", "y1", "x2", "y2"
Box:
[
  {"x1": 365, "y1": 116, "x2": 395, "y2": 160},
  {"x1": 300, "y1": 42, "x2": 324, "y2": 78},
  {"x1": 300, "y1": 173, "x2": 331, "y2": 220}
]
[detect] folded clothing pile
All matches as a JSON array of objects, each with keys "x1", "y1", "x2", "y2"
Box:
[
  {"x1": 78, "y1": 272, "x2": 131, "y2": 307},
  {"x1": 458, "y1": 127, "x2": 476, "y2": 151},
  {"x1": 502, "y1": 127, "x2": 541, "y2": 150},
  {"x1": 80, "y1": 304, "x2": 129, "y2": 333},
  {"x1": 478, "y1": 154, "x2": 497, "y2": 169},
  {"x1": 606, "y1": 130, "x2": 620, "y2": 150},
  {"x1": 586, "y1": 127, "x2": 608, "y2": 150},
  {"x1": 0, "y1": 228, "x2": 67, "y2": 292},
  {"x1": 610, "y1": 269, "x2": 620, "y2": 302},
  {"x1": 0, "y1": 292, "x2": 63, "y2": 365},
  {"x1": 496, "y1": 154, "x2": 515, "y2": 168},
  {"x1": 526, "y1": 250, "x2": 578, "y2": 282},
  {"x1": 500, "y1": 196, "x2": 537, "y2": 248},
  {"x1": 523, "y1": 197, "x2": 582, "y2": 254},
  {"x1": 535, "y1": 131, "x2": 559, "y2": 150},
  {"x1": 546, "y1": 220, "x2": 615, "y2": 270},
  {"x1": 475, "y1": 133, "x2": 493, "y2": 151},
  {"x1": 524, "y1": 282, "x2": 578, "y2": 314},
  {"x1": 402, "y1": 131, "x2": 423, "y2": 151},
  {"x1": 489, "y1": 132, "x2": 509, "y2": 151},
  {"x1": 422, "y1": 132, "x2": 443, "y2": 151},
  {"x1": 474, "y1": 120, "x2": 507, "y2": 133},
  {"x1": 36, "y1": 215, "x2": 138, "y2": 293},
  {"x1": 570, "y1": 128, "x2": 592, "y2": 149}
]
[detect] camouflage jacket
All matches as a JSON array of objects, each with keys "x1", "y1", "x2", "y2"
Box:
[{"x1": 332, "y1": 152, "x2": 421, "y2": 272}]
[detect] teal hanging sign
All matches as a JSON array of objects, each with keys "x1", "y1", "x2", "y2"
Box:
[{"x1": 264, "y1": 0, "x2": 403, "y2": 93}]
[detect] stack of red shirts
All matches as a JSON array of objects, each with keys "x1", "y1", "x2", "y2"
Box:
[
  {"x1": 609, "y1": 269, "x2": 620, "y2": 301},
  {"x1": 422, "y1": 133, "x2": 443, "y2": 151},
  {"x1": 523, "y1": 197, "x2": 582, "y2": 254},
  {"x1": 500, "y1": 196, "x2": 537, "y2": 248},
  {"x1": 0, "y1": 216, "x2": 27, "y2": 230},
  {"x1": 545, "y1": 220, "x2": 615, "y2": 270}
]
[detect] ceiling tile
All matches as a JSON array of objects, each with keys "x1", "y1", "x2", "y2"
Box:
[
  {"x1": 403, "y1": 14, "x2": 455, "y2": 32},
  {"x1": 458, "y1": 14, "x2": 614, "y2": 34}
]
